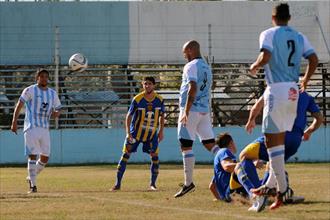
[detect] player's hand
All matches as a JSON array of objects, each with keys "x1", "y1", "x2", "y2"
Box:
[
  {"x1": 254, "y1": 160, "x2": 264, "y2": 169},
  {"x1": 302, "y1": 131, "x2": 312, "y2": 141},
  {"x1": 126, "y1": 133, "x2": 134, "y2": 143},
  {"x1": 245, "y1": 119, "x2": 256, "y2": 134},
  {"x1": 158, "y1": 131, "x2": 164, "y2": 143},
  {"x1": 249, "y1": 63, "x2": 258, "y2": 76},
  {"x1": 11, "y1": 121, "x2": 18, "y2": 135},
  {"x1": 52, "y1": 111, "x2": 60, "y2": 118},
  {"x1": 180, "y1": 112, "x2": 189, "y2": 126}
]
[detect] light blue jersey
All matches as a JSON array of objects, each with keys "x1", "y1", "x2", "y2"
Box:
[
  {"x1": 260, "y1": 26, "x2": 315, "y2": 84},
  {"x1": 19, "y1": 84, "x2": 61, "y2": 132},
  {"x1": 179, "y1": 58, "x2": 212, "y2": 113}
]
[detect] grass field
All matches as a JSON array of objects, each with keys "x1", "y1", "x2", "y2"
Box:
[{"x1": 1, "y1": 164, "x2": 329, "y2": 220}]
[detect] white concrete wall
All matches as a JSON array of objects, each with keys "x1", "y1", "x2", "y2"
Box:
[
  {"x1": 128, "y1": 1, "x2": 330, "y2": 64},
  {"x1": 0, "y1": 1, "x2": 329, "y2": 65}
]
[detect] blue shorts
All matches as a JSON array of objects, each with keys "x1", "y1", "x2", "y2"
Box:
[
  {"x1": 122, "y1": 133, "x2": 159, "y2": 154},
  {"x1": 257, "y1": 132, "x2": 302, "y2": 161}
]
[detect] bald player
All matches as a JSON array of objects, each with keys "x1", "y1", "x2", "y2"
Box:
[{"x1": 174, "y1": 40, "x2": 220, "y2": 198}]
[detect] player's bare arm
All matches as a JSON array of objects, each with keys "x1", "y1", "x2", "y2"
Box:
[
  {"x1": 125, "y1": 113, "x2": 133, "y2": 140},
  {"x1": 303, "y1": 112, "x2": 324, "y2": 141},
  {"x1": 301, "y1": 53, "x2": 318, "y2": 92},
  {"x1": 245, "y1": 97, "x2": 264, "y2": 134},
  {"x1": 180, "y1": 81, "x2": 197, "y2": 125},
  {"x1": 11, "y1": 100, "x2": 24, "y2": 134},
  {"x1": 158, "y1": 113, "x2": 165, "y2": 142},
  {"x1": 249, "y1": 50, "x2": 271, "y2": 75},
  {"x1": 221, "y1": 159, "x2": 237, "y2": 173}
]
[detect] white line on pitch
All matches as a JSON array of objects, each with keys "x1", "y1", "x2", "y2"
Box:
[{"x1": 86, "y1": 195, "x2": 287, "y2": 220}]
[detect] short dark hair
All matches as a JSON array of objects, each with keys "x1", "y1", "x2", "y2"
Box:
[
  {"x1": 35, "y1": 68, "x2": 49, "y2": 81},
  {"x1": 216, "y1": 133, "x2": 233, "y2": 148},
  {"x1": 273, "y1": 3, "x2": 290, "y2": 22},
  {"x1": 143, "y1": 76, "x2": 156, "y2": 85}
]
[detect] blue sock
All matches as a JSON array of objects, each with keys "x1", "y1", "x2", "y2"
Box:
[
  {"x1": 261, "y1": 170, "x2": 270, "y2": 185},
  {"x1": 115, "y1": 153, "x2": 130, "y2": 187},
  {"x1": 150, "y1": 155, "x2": 159, "y2": 186},
  {"x1": 236, "y1": 160, "x2": 261, "y2": 198}
]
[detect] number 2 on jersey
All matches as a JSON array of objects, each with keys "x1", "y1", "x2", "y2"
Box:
[{"x1": 287, "y1": 40, "x2": 295, "y2": 67}]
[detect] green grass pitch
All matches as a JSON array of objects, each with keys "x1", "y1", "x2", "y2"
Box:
[{"x1": 1, "y1": 164, "x2": 329, "y2": 220}]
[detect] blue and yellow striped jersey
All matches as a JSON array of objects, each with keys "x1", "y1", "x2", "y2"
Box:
[{"x1": 128, "y1": 91, "x2": 165, "y2": 142}]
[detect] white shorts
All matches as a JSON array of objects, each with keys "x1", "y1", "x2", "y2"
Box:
[
  {"x1": 178, "y1": 110, "x2": 214, "y2": 142},
  {"x1": 24, "y1": 127, "x2": 51, "y2": 156},
  {"x1": 262, "y1": 82, "x2": 298, "y2": 134}
]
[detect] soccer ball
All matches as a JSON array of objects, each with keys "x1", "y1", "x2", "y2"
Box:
[{"x1": 68, "y1": 53, "x2": 88, "y2": 72}]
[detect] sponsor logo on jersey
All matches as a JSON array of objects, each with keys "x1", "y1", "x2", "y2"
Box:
[{"x1": 288, "y1": 87, "x2": 298, "y2": 101}]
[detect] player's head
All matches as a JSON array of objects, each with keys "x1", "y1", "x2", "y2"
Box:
[
  {"x1": 182, "y1": 40, "x2": 201, "y2": 62},
  {"x1": 216, "y1": 132, "x2": 237, "y2": 154},
  {"x1": 142, "y1": 76, "x2": 156, "y2": 94},
  {"x1": 272, "y1": 3, "x2": 291, "y2": 26},
  {"x1": 35, "y1": 69, "x2": 49, "y2": 87}
]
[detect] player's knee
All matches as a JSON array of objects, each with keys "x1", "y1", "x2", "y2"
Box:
[
  {"x1": 179, "y1": 138, "x2": 193, "y2": 150},
  {"x1": 122, "y1": 153, "x2": 131, "y2": 160},
  {"x1": 239, "y1": 151, "x2": 247, "y2": 161},
  {"x1": 202, "y1": 138, "x2": 215, "y2": 151},
  {"x1": 125, "y1": 145, "x2": 133, "y2": 153},
  {"x1": 202, "y1": 138, "x2": 215, "y2": 145},
  {"x1": 28, "y1": 155, "x2": 37, "y2": 160},
  {"x1": 151, "y1": 155, "x2": 159, "y2": 162},
  {"x1": 150, "y1": 152, "x2": 158, "y2": 158},
  {"x1": 40, "y1": 155, "x2": 49, "y2": 164}
]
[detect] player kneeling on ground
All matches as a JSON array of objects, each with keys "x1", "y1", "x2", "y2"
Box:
[
  {"x1": 111, "y1": 77, "x2": 165, "y2": 191},
  {"x1": 11, "y1": 69, "x2": 61, "y2": 193},
  {"x1": 209, "y1": 133, "x2": 268, "y2": 212}
]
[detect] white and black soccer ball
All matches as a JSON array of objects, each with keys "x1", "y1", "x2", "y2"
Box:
[{"x1": 68, "y1": 53, "x2": 88, "y2": 72}]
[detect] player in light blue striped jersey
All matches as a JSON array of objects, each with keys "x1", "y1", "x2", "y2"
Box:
[
  {"x1": 174, "y1": 40, "x2": 220, "y2": 198},
  {"x1": 11, "y1": 69, "x2": 61, "y2": 193},
  {"x1": 248, "y1": 3, "x2": 318, "y2": 210}
]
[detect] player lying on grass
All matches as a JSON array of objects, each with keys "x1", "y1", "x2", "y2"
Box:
[
  {"x1": 243, "y1": 91, "x2": 323, "y2": 207},
  {"x1": 11, "y1": 69, "x2": 61, "y2": 193},
  {"x1": 209, "y1": 133, "x2": 268, "y2": 212},
  {"x1": 111, "y1": 76, "x2": 165, "y2": 191}
]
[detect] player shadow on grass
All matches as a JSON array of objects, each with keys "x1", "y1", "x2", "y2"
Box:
[{"x1": 299, "y1": 201, "x2": 330, "y2": 205}]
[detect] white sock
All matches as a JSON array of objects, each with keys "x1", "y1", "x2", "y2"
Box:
[
  {"x1": 265, "y1": 167, "x2": 277, "y2": 188},
  {"x1": 267, "y1": 145, "x2": 287, "y2": 193},
  {"x1": 210, "y1": 145, "x2": 220, "y2": 155},
  {"x1": 36, "y1": 160, "x2": 46, "y2": 174},
  {"x1": 28, "y1": 159, "x2": 37, "y2": 187},
  {"x1": 182, "y1": 150, "x2": 195, "y2": 186}
]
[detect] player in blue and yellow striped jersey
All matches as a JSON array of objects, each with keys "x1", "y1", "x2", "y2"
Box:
[{"x1": 111, "y1": 76, "x2": 165, "y2": 191}]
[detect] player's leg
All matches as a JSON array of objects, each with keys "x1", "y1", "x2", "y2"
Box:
[
  {"x1": 209, "y1": 177, "x2": 221, "y2": 200},
  {"x1": 24, "y1": 128, "x2": 40, "y2": 193},
  {"x1": 37, "y1": 128, "x2": 51, "y2": 175},
  {"x1": 111, "y1": 138, "x2": 138, "y2": 191},
  {"x1": 234, "y1": 160, "x2": 269, "y2": 212},
  {"x1": 197, "y1": 112, "x2": 219, "y2": 154},
  {"x1": 175, "y1": 111, "x2": 199, "y2": 197},
  {"x1": 148, "y1": 137, "x2": 160, "y2": 190},
  {"x1": 253, "y1": 84, "x2": 298, "y2": 210},
  {"x1": 235, "y1": 160, "x2": 262, "y2": 198},
  {"x1": 284, "y1": 131, "x2": 302, "y2": 162},
  {"x1": 149, "y1": 152, "x2": 159, "y2": 190}
]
